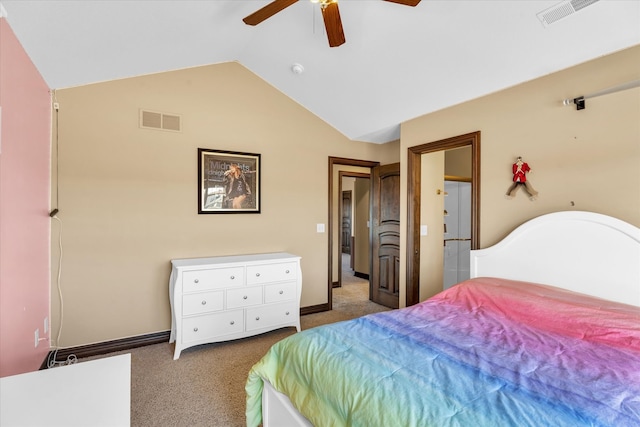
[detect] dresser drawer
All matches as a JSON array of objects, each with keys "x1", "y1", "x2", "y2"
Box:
[
  {"x1": 246, "y1": 262, "x2": 297, "y2": 285},
  {"x1": 246, "y1": 302, "x2": 298, "y2": 332},
  {"x1": 227, "y1": 286, "x2": 263, "y2": 309},
  {"x1": 182, "y1": 291, "x2": 224, "y2": 316},
  {"x1": 182, "y1": 310, "x2": 244, "y2": 343},
  {"x1": 183, "y1": 267, "x2": 244, "y2": 292},
  {"x1": 264, "y1": 282, "x2": 296, "y2": 303}
]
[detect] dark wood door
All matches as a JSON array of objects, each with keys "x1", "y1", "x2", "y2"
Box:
[
  {"x1": 341, "y1": 191, "x2": 352, "y2": 254},
  {"x1": 370, "y1": 163, "x2": 400, "y2": 309}
]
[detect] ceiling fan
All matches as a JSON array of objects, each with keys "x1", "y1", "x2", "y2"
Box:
[{"x1": 243, "y1": 0, "x2": 421, "y2": 48}]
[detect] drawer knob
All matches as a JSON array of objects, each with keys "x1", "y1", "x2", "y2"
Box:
[
  {"x1": 255, "y1": 273, "x2": 261, "y2": 277},
  {"x1": 286, "y1": 311, "x2": 290, "y2": 315},
  {"x1": 230, "y1": 275, "x2": 235, "y2": 280},
  {"x1": 201, "y1": 300, "x2": 207, "y2": 305},
  {"x1": 230, "y1": 320, "x2": 235, "y2": 325},
  {"x1": 286, "y1": 270, "x2": 290, "y2": 274},
  {"x1": 243, "y1": 295, "x2": 248, "y2": 300},
  {"x1": 279, "y1": 290, "x2": 284, "y2": 295},
  {"x1": 255, "y1": 316, "x2": 260, "y2": 321},
  {"x1": 194, "y1": 279, "x2": 199, "y2": 284},
  {"x1": 193, "y1": 327, "x2": 199, "y2": 332}
]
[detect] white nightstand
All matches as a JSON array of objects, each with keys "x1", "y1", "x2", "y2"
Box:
[{"x1": 0, "y1": 353, "x2": 131, "y2": 426}]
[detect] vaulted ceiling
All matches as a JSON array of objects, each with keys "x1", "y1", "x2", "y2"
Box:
[{"x1": 2, "y1": 0, "x2": 639, "y2": 143}]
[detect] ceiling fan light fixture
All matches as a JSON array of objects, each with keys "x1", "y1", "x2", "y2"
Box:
[{"x1": 243, "y1": 0, "x2": 418, "y2": 47}]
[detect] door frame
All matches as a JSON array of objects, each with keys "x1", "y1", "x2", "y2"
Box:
[
  {"x1": 406, "y1": 131, "x2": 481, "y2": 306},
  {"x1": 327, "y1": 157, "x2": 379, "y2": 311}
]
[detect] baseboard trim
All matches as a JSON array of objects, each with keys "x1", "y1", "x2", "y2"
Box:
[
  {"x1": 354, "y1": 271, "x2": 369, "y2": 280},
  {"x1": 40, "y1": 331, "x2": 170, "y2": 369},
  {"x1": 39, "y1": 305, "x2": 331, "y2": 369},
  {"x1": 300, "y1": 303, "x2": 329, "y2": 316}
]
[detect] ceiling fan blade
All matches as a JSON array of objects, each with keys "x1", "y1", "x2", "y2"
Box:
[
  {"x1": 243, "y1": 0, "x2": 299, "y2": 26},
  {"x1": 383, "y1": 0, "x2": 421, "y2": 6},
  {"x1": 321, "y1": 2, "x2": 345, "y2": 47}
]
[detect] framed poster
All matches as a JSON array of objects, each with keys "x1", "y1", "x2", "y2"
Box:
[{"x1": 198, "y1": 148, "x2": 261, "y2": 214}]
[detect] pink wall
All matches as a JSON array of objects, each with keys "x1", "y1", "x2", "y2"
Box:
[{"x1": 0, "y1": 18, "x2": 52, "y2": 377}]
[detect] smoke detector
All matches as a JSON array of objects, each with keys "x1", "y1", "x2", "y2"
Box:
[{"x1": 291, "y1": 63, "x2": 305, "y2": 75}]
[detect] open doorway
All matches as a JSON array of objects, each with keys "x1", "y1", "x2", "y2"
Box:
[
  {"x1": 327, "y1": 157, "x2": 379, "y2": 311},
  {"x1": 339, "y1": 175, "x2": 371, "y2": 285},
  {"x1": 406, "y1": 132, "x2": 481, "y2": 306},
  {"x1": 335, "y1": 172, "x2": 372, "y2": 308},
  {"x1": 335, "y1": 170, "x2": 392, "y2": 316},
  {"x1": 419, "y1": 148, "x2": 473, "y2": 297},
  {"x1": 443, "y1": 177, "x2": 472, "y2": 290},
  {"x1": 338, "y1": 175, "x2": 370, "y2": 289}
]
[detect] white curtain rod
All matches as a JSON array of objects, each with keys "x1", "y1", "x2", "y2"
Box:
[{"x1": 563, "y1": 79, "x2": 640, "y2": 110}]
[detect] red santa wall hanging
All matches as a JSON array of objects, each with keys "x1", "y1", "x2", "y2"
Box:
[{"x1": 506, "y1": 156, "x2": 538, "y2": 201}]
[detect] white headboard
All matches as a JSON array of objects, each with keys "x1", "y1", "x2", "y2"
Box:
[{"x1": 470, "y1": 211, "x2": 640, "y2": 307}]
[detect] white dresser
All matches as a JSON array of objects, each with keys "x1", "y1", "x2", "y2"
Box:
[{"x1": 169, "y1": 252, "x2": 302, "y2": 360}]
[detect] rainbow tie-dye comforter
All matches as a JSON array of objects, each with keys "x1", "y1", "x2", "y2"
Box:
[{"x1": 246, "y1": 277, "x2": 640, "y2": 426}]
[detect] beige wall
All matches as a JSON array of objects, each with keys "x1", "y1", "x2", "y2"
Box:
[
  {"x1": 445, "y1": 146, "x2": 472, "y2": 178},
  {"x1": 401, "y1": 44, "x2": 640, "y2": 306},
  {"x1": 52, "y1": 62, "x2": 398, "y2": 347}
]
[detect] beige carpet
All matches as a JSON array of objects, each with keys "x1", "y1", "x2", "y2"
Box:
[{"x1": 83, "y1": 255, "x2": 388, "y2": 427}]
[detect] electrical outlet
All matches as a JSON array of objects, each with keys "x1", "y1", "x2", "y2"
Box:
[
  {"x1": 34, "y1": 328, "x2": 39, "y2": 348},
  {"x1": 44, "y1": 317, "x2": 48, "y2": 334}
]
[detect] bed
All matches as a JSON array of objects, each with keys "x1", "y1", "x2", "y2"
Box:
[{"x1": 245, "y1": 211, "x2": 640, "y2": 427}]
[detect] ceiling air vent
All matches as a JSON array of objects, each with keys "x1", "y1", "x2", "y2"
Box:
[
  {"x1": 537, "y1": 0, "x2": 600, "y2": 26},
  {"x1": 140, "y1": 109, "x2": 182, "y2": 132}
]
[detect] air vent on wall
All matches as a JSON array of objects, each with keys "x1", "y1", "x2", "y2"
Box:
[
  {"x1": 537, "y1": 0, "x2": 600, "y2": 26},
  {"x1": 140, "y1": 109, "x2": 182, "y2": 132}
]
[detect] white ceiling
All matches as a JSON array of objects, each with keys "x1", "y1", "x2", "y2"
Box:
[{"x1": 2, "y1": 0, "x2": 639, "y2": 143}]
